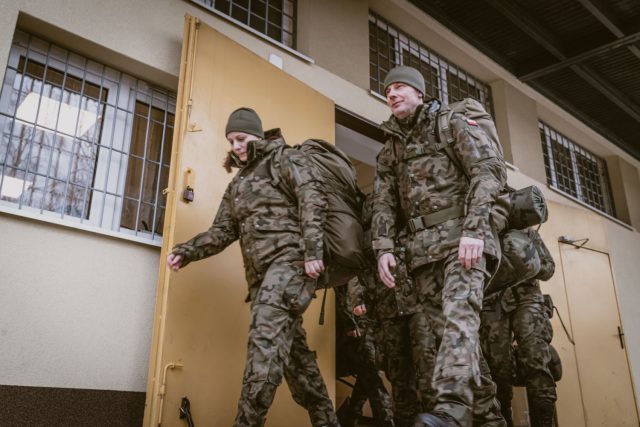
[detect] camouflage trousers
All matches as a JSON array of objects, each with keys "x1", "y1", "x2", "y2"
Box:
[
  {"x1": 234, "y1": 262, "x2": 337, "y2": 427},
  {"x1": 342, "y1": 319, "x2": 394, "y2": 426},
  {"x1": 480, "y1": 282, "x2": 557, "y2": 425},
  {"x1": 377, "y1": 311, "x2": 437, "y2": 427},
  {"x1": 413, "y1": 253, "x2": 505, "y2": 427}
]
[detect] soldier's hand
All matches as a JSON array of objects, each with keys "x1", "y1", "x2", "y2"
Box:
[
  {"x1": 353, "y1": 304, "x2": 367, "y2": 316},
  {"x1": 458, "y1": 236, "x2": 484, "y2": 269},
  {"x1": 378, "y1": 253, "x2": 397, "y2": 288},
  {"x1": 166, "y1": 253, "x2": 183, "y2": 271},
  {"x1": 305, "y1": 259, "x2": 325, "y2": 279}
]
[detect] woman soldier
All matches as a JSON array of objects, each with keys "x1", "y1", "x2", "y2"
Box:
[{"x1": 166, "y1": 108, "x2": 339, "y2": 427}]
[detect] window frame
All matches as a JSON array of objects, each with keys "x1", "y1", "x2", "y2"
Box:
[
  {"x1": 0, "y1": 30, "x2": 176, "y2": 246},
  {"x1": 539, "y1": 121, "x2": 616, "y2": 218},
  {"x1": 368, "y1": 11, "x2": 491, "y2": 111},
  {"x1": 188, "y1": 0, "x2": 312, "y2": 63}
]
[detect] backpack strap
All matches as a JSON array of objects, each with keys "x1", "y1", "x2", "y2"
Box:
[
  {"x1": 268, "y1": 145, "x2": 296, "y2": 202},
  {"x1": 434, "y1": 109, "x2": 470, "y2": 182}
]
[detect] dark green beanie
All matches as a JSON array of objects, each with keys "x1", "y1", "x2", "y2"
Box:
[
  {"x1": 225, "y1": 107, "x2": 264, "y2": 138},
  {"x1": 383, "y1": 66, "x2": 425, "y2": 96}
]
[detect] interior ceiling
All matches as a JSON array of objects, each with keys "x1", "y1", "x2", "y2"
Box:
[{"x1": 409, "y1": 0, "x2": 640, "y2": 160}]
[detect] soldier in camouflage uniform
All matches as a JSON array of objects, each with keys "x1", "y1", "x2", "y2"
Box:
[
  {"x1": 166, "y1": 108, "x2": 339, "y2": 427},
  {"x1": 353, "y1": 195, "x2": 437, "y2": 427},
  {"x1": 480, "y1": 281, "x2": 557, "y2": 427},
  {"x1": 371, "y1": 66, "x2": 506, "y2": 427},
  {"x1": 334, "y1": 282, "x2": 394, "y2": 427}
]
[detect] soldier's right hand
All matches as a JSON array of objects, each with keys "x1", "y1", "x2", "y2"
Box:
[
  {"x1": 166, "y1": 253, "x2": 183, "y2": 271},
  {"x1": 353, "y1": 304, "x2": 367, "y2": 316},
  {"x1": 378, "y1": 253, "x2": 397, "y2": 288}
]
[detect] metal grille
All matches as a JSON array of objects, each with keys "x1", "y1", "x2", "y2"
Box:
[
  {"x1": 540, "y1": 122, "x2": 615, "y2": 216},
  {"x1": 0, "y1": 30, "x2": 176, "y2": 243},
  {"x1": 369, "y1": 11, "x2": 492, "y2": 111},
  {"x1": 191, "y1": 0, "x2": 296, "y2": 48}
]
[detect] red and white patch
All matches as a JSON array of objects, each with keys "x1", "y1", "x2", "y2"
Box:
[{"x1": 465, "y1": 118, "x2": 478, "y2": 126}]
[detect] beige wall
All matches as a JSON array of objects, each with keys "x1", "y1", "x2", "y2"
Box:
[
  {"x1": 491, "y1": 80, "x2": 547, "y2": 183},
  {"x1": 0, "y1": 213, "x2": 159, "y2": 391}
]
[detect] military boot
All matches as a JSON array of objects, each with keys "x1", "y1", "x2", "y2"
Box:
[
  {"x1": 337, "y1": 397, "x2": 358, "y2": 427},
  {"x1": 529, "y1": 399, "x2": 555, "y2": 427},
  {"x1": 414, "y1": 412, "x2": 460, "y2": 427}
]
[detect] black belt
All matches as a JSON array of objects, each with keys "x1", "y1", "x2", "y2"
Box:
[{"x1": 407, "y1": 204, "x2": 465, "y2": 233}]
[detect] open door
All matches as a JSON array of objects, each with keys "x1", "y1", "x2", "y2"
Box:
[{"x1": 144, "y1": 16, "x2": 336, "y2": 427}]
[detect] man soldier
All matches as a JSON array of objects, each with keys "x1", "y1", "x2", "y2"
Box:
[
  {"x1": 351, "y1": 194, "x2": 437, "y2": 427},
  {"x1": 166, "y1": 108, "x2": 339, "y2": 427},
  {"x1": 481, "y1": 280, "x2": 558, "y2": 427},
  {"x1": 372, "y1": 66, "x2": 507, "y2": 427}
]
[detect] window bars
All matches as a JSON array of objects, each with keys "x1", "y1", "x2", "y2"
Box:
[
  {"x1": 369, "y1": 11, "x2": 491, "y2": 112},
  {"x1": 0, "y1": 30, "x2": 176, "y2": 243},
  {"x1": 540, "y1": 122, "x2": 615, "y2": 216},
  {"x1": 191, "y1": 0, "x2": 296, "y2": 48}
]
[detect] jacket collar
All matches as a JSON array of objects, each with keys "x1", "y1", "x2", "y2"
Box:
[
  {"x1": 224, "y1": 128, "x2": 285, "y2": 172},
  {"x1": 380, "y1": 99, "x2": 441, "y2": 140}
]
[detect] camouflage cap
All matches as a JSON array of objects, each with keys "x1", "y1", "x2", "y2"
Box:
[
  {"x1": 383, "y1": 66, "x2": 425, "y2": 96},
  {"x1": 225, "y1": 107, "x2": 264, "y2": 138}
]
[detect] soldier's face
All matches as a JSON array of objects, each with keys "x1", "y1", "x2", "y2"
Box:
[
  {"x1": 385, "y1": 83, "x2": 423, "y2": 119},
  {"x1": 227, "y1": 131, "x2": 260, "y2": 161}
]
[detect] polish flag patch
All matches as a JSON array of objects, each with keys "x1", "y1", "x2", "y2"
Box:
[{"x1": 466, "y1": 118, "x2": 478, "y2": 126}]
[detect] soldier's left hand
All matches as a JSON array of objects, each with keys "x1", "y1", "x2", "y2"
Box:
[
  {"x1": 305, "y1": 259, "x2": 325, "y2": 279},
  {"x1": 458, "y1": 236, "x2": 484, "y2": 269}
]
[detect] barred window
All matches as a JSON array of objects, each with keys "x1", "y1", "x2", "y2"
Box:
[
  {"x1": 369, "y1": 11, "x2": 491, "y2": 111},
  {"x1": 191, "y1": 0, "x2": 296, "y2": 48},
  {"x1": 540, "y1": 122, "x2": 615, "y2": 216},
  {"x1": 0, "y1": 30, "x2": 176, "y2": 244}
]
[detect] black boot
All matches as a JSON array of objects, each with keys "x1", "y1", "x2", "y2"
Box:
[
  {"x1": 337, "y1": 397, "x2": 357, "y2": 427},
  {"x1": 414, "y1": 412, "x2": 460, "y2": 427},
  {"x1": 529, "y1": 399, "x2": 555, "y2": 427}
]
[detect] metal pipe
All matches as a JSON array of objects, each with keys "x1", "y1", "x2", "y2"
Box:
[{"x1": 157, "y1": 362, "x2": 184, "y2": 427}]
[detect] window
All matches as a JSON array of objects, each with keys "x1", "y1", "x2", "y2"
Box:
[
  {"x1": 540, "y1": 122, "x2": 615, "y2": 216},
  {"x1": 191, "y1": 0, "x2": 296, "y2": 48},
  {"x1": 369, "y1": 11, "x2": 492, "y2": 111},
  {"x1": 0, "y1": 30, "x2": 176, "y2": 244}
]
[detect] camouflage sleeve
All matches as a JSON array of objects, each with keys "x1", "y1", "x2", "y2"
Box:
[
  {"x1": 372, "y1": 142, "x2": 399, "y2": 258},
  {"x1": 171, "y1": 185, "x2": 239, "y2": 267},
  {"x1": 281, "y1": 150, "x2": 328, "y2": 262},
  {"x1": 347, "y1": 275, "x2": 366, "y2": 309},
  {"x1": 451, "y1": 113, "x2": 507, "y2": 240}
]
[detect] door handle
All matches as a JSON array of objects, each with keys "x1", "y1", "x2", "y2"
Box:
[{"x1": 618, "y1": 326, "x2": 625, "y2": 349}]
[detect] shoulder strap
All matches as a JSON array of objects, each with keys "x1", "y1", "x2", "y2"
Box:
[
  {"x1": 268, "y1": 145, "x2": 296, "y2": 201},
  {"x1": 434, "y1": 109, "x2": 469, "y2": 181}
]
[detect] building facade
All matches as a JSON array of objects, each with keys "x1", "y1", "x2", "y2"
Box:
[{"x1": 0, "y1": 1, "x2": 639, "y2": 425}]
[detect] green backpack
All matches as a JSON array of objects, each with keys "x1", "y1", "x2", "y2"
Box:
[{"x1": 270, "y1": 139, "x2": 367, "y2": 288}]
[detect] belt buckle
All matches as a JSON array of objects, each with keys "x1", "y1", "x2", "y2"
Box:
[{"x1": 409, "y1": 216, "x2": 424, "y2": 233}]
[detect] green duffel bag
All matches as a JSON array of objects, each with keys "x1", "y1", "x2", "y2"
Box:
[
  {"x1": 487, "y1": 228, "x2": 555, "y2": 294},
  {"x1": 508, "y1": 185, "x2": 548, "y2": 230},
  {"x1": 487, "y1": 228, "x2": 541, "y2": 294}
]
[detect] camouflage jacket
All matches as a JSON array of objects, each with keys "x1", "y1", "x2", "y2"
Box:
[
  {"x1": 171, "y1": 129, "x2": 328, "y2": 286},
  {"x1": 372, "y1": 101, "x2": 507, "y2": 271},
  {"x1": 350, "y1": 228, "x2": 421, "y2": 320}
]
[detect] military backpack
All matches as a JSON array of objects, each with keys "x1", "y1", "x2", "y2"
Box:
[
  {"x1": 270, "y1": 139, "x2": 367, "y2": 288},
  {"x1": 434, "y1": 98, "x2": 554, "y2": 291}
]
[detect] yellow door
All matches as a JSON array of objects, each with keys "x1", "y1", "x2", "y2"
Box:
[
  {"x1": 144, "y1": 16, "x2": 336, "y2": 427},
  {"x1": 559, "y1": 244, "x2": 638, "y2": 426},
  {"x1": 536, "y1": 201, "x2": 638, "y2": 426}
]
